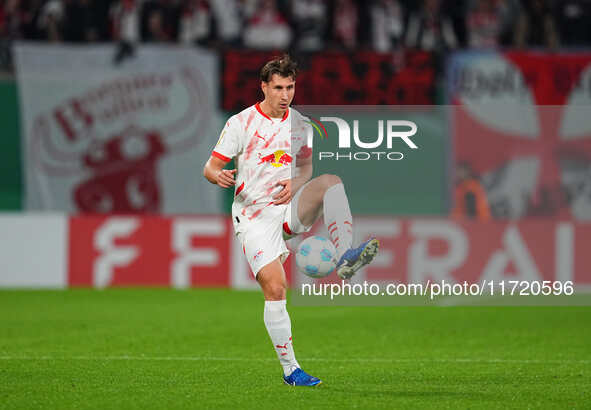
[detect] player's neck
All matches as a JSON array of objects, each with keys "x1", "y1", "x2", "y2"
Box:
[{"x1": 259, "y1": 100, "x2": 287, "y2": 119}]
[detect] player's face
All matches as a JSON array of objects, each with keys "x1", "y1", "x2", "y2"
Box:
[{"x1": 262, "y1": 74, "x2": 295, "y2": 115}]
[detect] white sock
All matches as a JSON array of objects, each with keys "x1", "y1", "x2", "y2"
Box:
[
  {"x1": 263, "y1": 300, "x2": 300, "y2": 377},
  {"x1": 323, "y1": 183, "x2": 353, "y2": 259}
]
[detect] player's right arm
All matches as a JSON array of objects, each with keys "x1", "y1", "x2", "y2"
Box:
[
  {"x1": 203, "y1": 116, "x2": 242, "y2": 189},
  {"x1": 203, "y1": 156, "x2": 236, "y2": 188}
]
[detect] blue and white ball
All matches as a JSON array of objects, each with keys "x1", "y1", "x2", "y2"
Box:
[{"x1": 295, "y1": 236, "x2": 337, "y2": 278}]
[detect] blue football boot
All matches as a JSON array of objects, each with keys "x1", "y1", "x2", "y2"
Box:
[
  {"x1": 336, "y1": 238, "x2": 380, "y2": 279},
  {"x1": 283, "y1": 368, "x2": 322, "y2": 387}
]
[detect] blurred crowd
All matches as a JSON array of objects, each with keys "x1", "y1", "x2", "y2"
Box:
[{"x1": 1, "y1": 0, "x2": 591, "y2": 52}]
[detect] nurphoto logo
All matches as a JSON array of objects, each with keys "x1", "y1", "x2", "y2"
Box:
[{"x1": 306, "y1": 117, "x2": 418, "y2": 161}]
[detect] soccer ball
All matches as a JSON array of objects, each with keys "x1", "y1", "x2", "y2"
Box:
[{"x1": 295, "y1": 236, "x2": 337, "y2": 278}]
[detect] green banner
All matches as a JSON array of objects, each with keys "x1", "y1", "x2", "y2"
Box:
[
  {"x1": 296, "y1": 106, "x2": 450, "y2": 215},
  {"x1": 0, "y1": 79, "x2": 22, "y2": 210}
]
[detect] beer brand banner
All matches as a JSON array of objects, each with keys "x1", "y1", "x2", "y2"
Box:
[
  {"x1": 14, "y1": 43, "x2": 221, "y2": 213},
  {"x1": 448, "y1": 51, "x2": 591, "y2": 219},
  {"x1": 223, "y1": 50, "x2": 436, "y2": 110}
]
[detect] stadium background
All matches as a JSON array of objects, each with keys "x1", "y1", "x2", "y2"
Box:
[{"x1": 1, "y1": 1, "x2": 590, "y2": 408}]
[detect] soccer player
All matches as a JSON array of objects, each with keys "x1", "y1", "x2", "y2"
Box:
[{"x1": 203, "y1": 55, "x2": 379, "y2": 386}]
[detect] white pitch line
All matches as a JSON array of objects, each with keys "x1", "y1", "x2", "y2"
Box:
[{"x1": 0, "y1": 356, "x2": 589, "y2": 364}]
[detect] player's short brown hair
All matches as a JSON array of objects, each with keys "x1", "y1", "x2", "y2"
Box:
[{"x1": 260, "y1": 54, "x2": 298, "y2": 83}]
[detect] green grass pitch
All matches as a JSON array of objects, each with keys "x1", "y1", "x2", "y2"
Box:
[{"x1": 1, "y1": 289, "x2": 589, "y2": 409}]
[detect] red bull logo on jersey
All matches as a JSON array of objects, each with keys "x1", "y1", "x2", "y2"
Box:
[{"x1": 257, "y1": 150, "x2": 292, "y2": 168}]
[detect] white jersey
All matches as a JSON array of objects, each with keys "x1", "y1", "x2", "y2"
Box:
[{"x1": 212, "y1": 103, "x2": 312, "y2": 234}]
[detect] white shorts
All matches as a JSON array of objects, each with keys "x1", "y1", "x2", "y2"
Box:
[{"x1": 236, "y1": 181, "x2": 314, "y2": 276}]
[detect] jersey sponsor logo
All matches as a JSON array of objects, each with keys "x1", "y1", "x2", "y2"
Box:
[{"x1": 257, "y1": 150, "x2": 292, "y2": 168}]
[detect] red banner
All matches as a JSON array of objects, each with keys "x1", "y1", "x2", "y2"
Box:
[
  {"x1": 68, "y1": 215, "x2": 232, "y2": 287},
  {"x1": 449, "y1": 51, "x2": 591, "y2": 219},
  {"x1": 222, "y1": 50, "x2": 436, "y2": 110},
  {"x1": 66, "y1": 215, "x2": 591, "y2": 288},
  {"x1": 304, "y1": 218, "x2": 591, "y2": 285}
]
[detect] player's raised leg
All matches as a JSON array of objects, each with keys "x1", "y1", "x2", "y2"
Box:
[
  {"x1": 295, "y1": 174, "x2": 379, "y2": 279},
  {"x1": 256, "y1": 259, "x2": 322, "y2": 386}
]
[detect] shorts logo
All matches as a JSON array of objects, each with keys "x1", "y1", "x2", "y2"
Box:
[
  {"x1": 258, "y1": 150, "x2": 292, "y2": 168},
  {"x1": 253, "y1": 249, "x2": 264, "y2": 261}
]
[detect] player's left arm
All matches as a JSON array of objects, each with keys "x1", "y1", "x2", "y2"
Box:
[
  {"x1": 291, "y1": 154, "x2": 313, "y2": 193},
  {"x1": 273, "y1": 143, "x2": 313, "y2": 205}
]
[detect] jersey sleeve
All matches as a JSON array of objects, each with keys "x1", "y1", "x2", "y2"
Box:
[
  {"x1": 293, "y1": 114, "x2": 313, "y2": 161},
  {"x1": 212, "y1": 116, "x2": 242, "y2": 162}
]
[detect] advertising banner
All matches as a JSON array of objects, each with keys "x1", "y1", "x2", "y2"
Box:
[
  {"x1": 68, "y1": 215, "x2": 234, "y2": 288},
  {"x1": 14, "y1": 43, "x2": 221, "y2": 214},
  {"x1": 0, "y1": 215, "x2": 588, "y2": 298}
]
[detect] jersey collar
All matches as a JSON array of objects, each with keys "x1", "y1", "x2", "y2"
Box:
[{"x1": 255, "y1": 102, "x2": 289, "y2": 122}]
